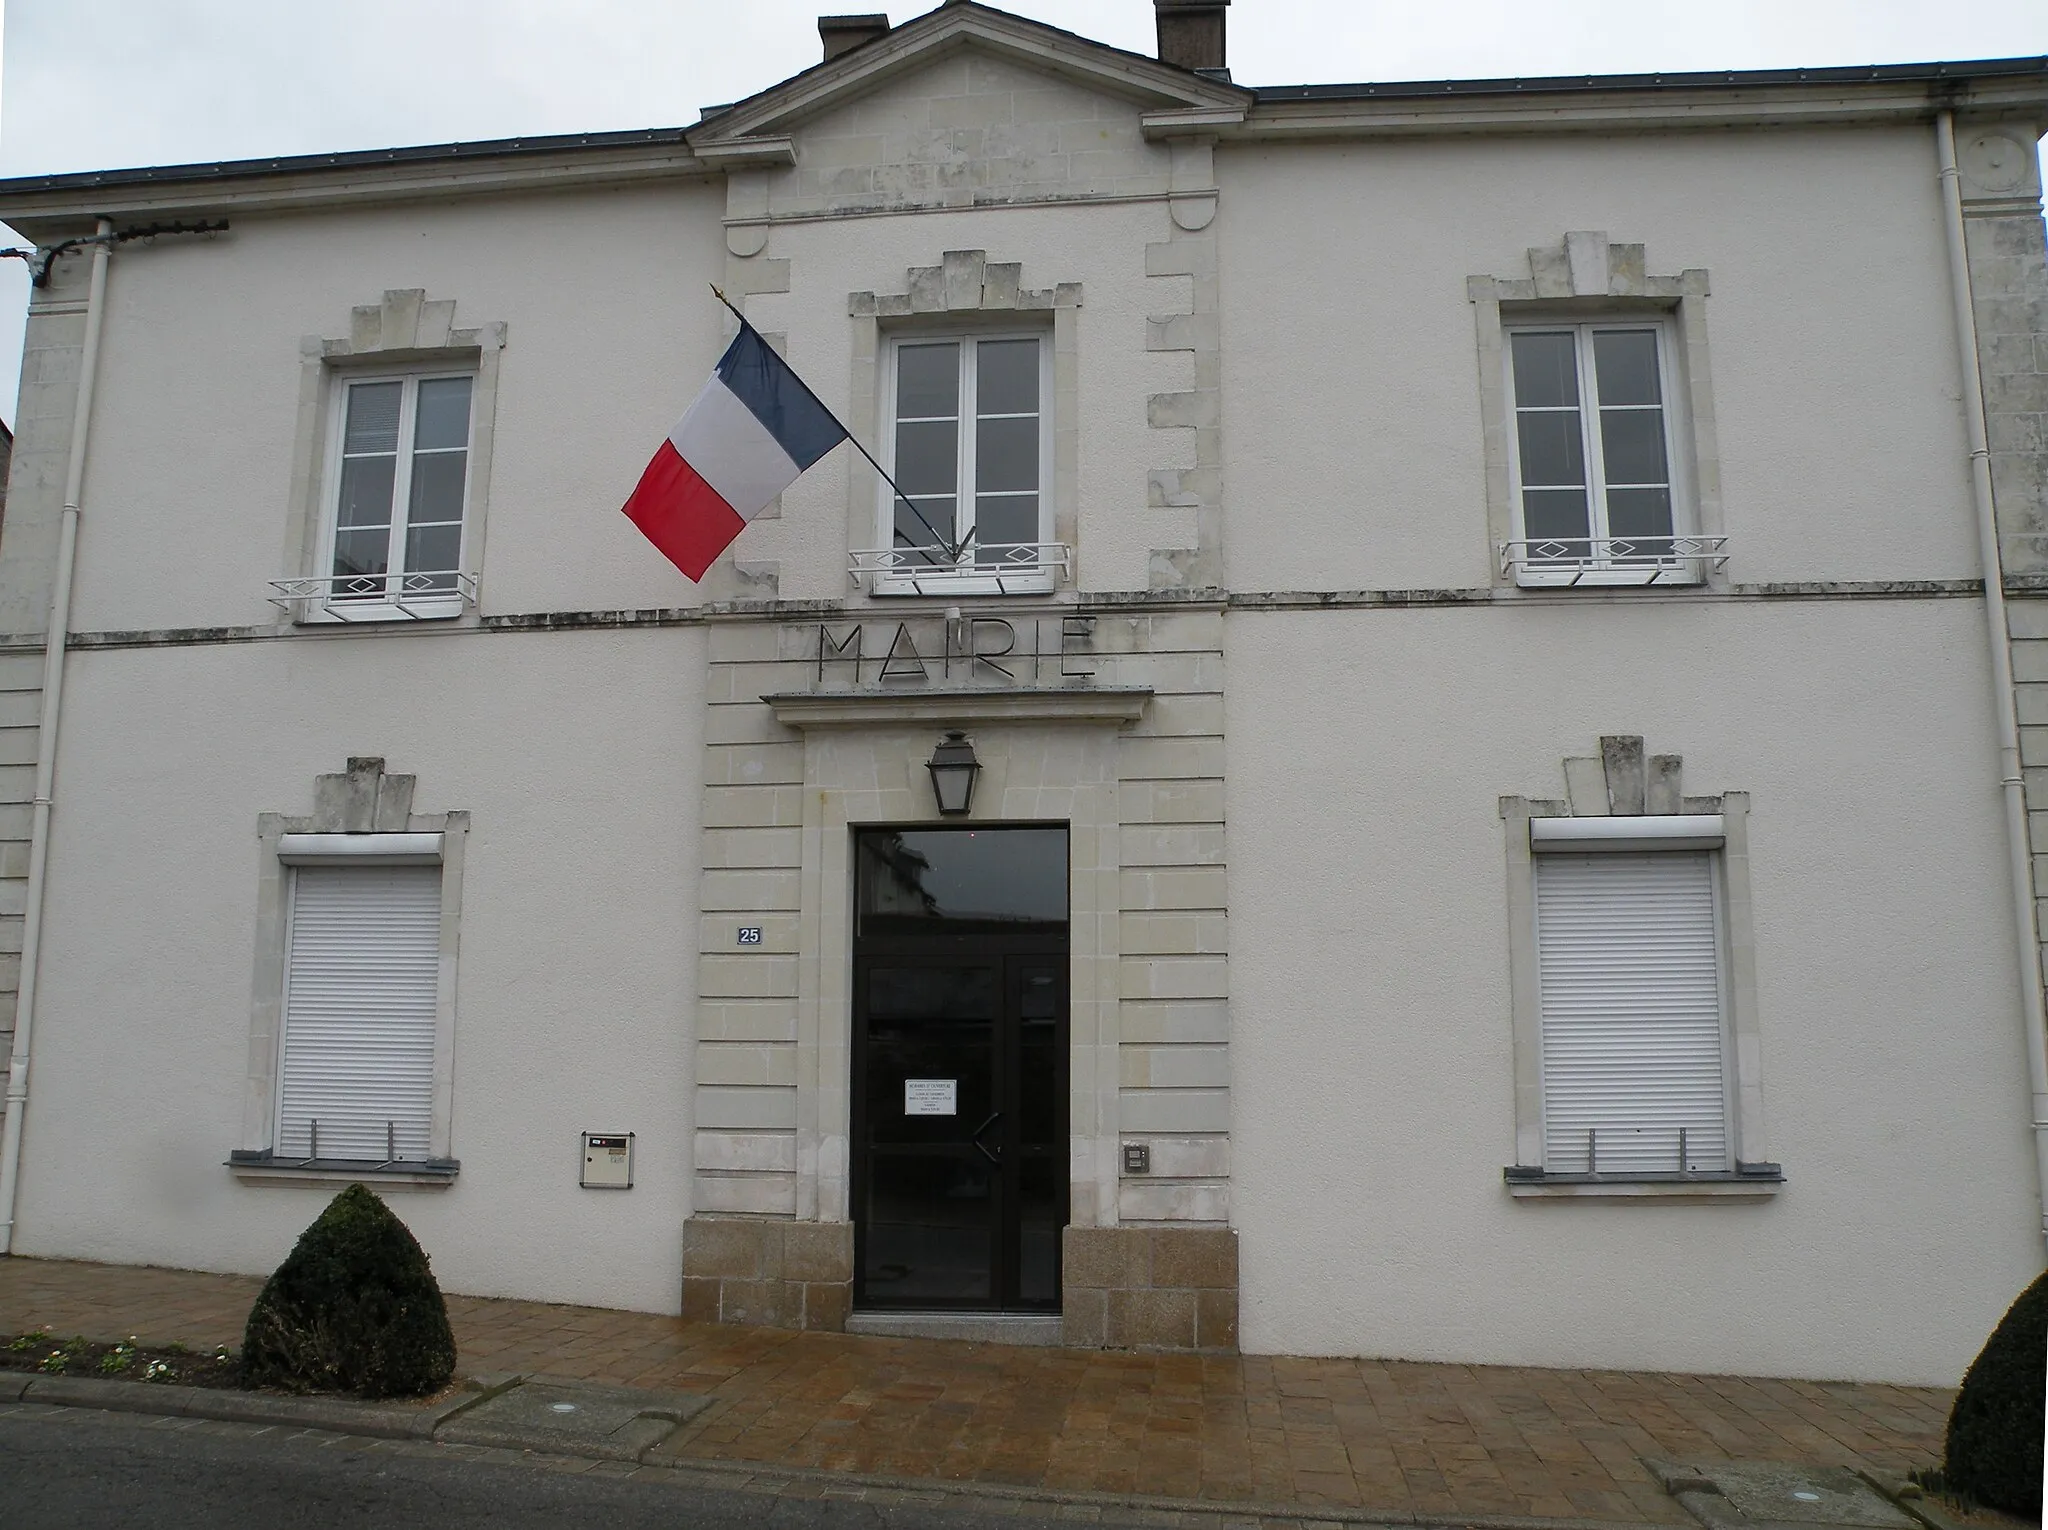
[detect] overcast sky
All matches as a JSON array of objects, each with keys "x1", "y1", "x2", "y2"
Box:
[{"x1": 2, "y1": 0, "x2": 2045, "y2": 428}]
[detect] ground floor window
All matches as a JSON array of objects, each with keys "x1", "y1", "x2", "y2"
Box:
[
  {"x1": 277, "y1": 864, "x2": 442, "y2": 1163},
  {"x1": 1533, "y1": 850, "x2": 1729, "y2": 1175}
]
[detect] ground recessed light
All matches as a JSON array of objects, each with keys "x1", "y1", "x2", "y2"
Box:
[{"x1": 550, "y1": 1402, "x2": 578, "y2": 1413}]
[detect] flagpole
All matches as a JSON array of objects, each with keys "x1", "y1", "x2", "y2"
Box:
[{"x1": 709, "y1": 284, "x2": 960, "y2": 565}]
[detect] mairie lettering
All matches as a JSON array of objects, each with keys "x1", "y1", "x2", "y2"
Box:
[{"x1": 814, "y1": 617, "x2": 1095, "y2": 687}]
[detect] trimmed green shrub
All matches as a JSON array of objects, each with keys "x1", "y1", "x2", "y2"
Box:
[
  {"x1": 1943, "y1": 1267, "x2": 2046, "y2": 1518},
  {"x1": 241, "y1": 1184, "x2": 456, "y2": 1399}
]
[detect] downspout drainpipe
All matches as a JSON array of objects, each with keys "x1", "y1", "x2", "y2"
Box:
[
  {"x1": 0, "y1": 218, "x2": 112, "y2": 1255},
  {"x1": 1936, "y1": 112, "x2": 2048, "y2": 1245}
]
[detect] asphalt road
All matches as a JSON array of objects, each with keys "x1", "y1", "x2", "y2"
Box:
[{"x1": 0, "y1": 1404, "x2": 1102, "y2": 1530}]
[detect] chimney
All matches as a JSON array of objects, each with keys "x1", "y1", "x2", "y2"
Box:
[
  {"x1": 819, "y1": 13, "x2": 890, "y2": 61},
  {"x1": 1154, "y1": 0, "x2": 1228, "y2": 75}
]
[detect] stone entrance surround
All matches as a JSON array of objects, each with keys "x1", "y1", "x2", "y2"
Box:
[{"x1": 682, "y1": 608, "x2": 1237, "y2": 1350}]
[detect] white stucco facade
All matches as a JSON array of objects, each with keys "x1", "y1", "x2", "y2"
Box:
[{"x1": 0, "y1": 1, "x2": 2044, "y2": 1385}]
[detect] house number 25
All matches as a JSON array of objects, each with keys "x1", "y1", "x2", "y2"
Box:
[{"x1": 736, "y1": 926, "x2": 763, "y2": 945}]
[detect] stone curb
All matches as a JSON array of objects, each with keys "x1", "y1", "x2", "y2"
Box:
[
  {"x1": 636, "y1": 1444, "x2": 1665, "y2": 1530},
  {"x1": 4, "y1": 1371, "x2": 1668, "y2": 1530},
  {"x1": 438, "y1": 1375, "x2": 710, "y2": 1465},
  {"x1": 10, "y1": 1369, "x2": 518, "y2": 1441}
]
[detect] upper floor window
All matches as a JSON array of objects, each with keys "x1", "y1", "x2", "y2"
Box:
[
  {"x1": 867, "y1": 332, "x2": 1057, "y2": 596},
  {"x1": 1505, "y1": 323, "x2": 1702, "y2": 586},
  {"x1": 319, "y1": 372, "x2": 475, "y2": 617}
]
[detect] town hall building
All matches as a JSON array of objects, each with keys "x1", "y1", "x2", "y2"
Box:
[{"x1": 0, "y1": 1, "x2": 2044, "y2": 1386}]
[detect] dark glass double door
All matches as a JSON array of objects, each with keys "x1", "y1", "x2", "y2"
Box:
[{"x1": 852, "y1": 828, "x2": 1068, "y2": 1312}]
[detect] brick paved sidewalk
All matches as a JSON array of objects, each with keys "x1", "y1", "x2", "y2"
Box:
[{"x1": 0, "y1": 1257, "x2": 1952, "y2": 1524}]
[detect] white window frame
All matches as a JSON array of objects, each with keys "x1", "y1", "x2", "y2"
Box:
[
  {"x1": 237, "y1": 802, "x2": 468, "y2": 1189},
  {"x1": 872, "y1": 329, "x2": 1057, "y2": 597},
  {"x1": 1500, "y1": 795, "x2": 1776, "y2": 1200},
  {"x1": 1503, "y1": 317, "x2": 1699, "y2": 587},
  {"x1": 306, "y1": 368, "x2": 478, "y2": 622}
]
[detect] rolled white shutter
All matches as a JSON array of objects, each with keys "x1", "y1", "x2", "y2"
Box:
[
  {"x1": 1535, "y1": 851, "x2": 1729, "y2": 1174},
  {"x1": 279, "y1": 865, "x2": 441, "y2": 1161}
]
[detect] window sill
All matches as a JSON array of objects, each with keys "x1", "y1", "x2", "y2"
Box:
[
  {"x1": 1503, "y1": 1164, "x2": 1782, "y2": 1200},
  {"x1": 1511, "y1": 569, "x2": 1705, "y2": 589},
  {"x1": 227, "y1": 1151, "x2": 459, "y2": 1189},
  {"x1": 288, "y1": 601, "x2": 468, "y2": 625}
]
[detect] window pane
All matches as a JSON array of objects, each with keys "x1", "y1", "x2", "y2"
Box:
[
  {"x1": 976, "y1": 338, "x2": 1039, "y2": 416},
  {"x1": 1605, "y1": 487, "x2": 1674, "y2": 541},
  {"x1": 404, "y1": 522, "x2": 462, "y2": 581},
  {"x1": 895, "y1": 497, "x2": 955, "y2": 552},
  {"x1": 975, "y1": 416, "x2": 1038, "y2": 493},
  {"x1": 1017, "y1": 1154, "x2": 1061, "y2": 1305},
  {"x1": 342, "y1": 381, "x2": 402, "y2": 454},
  {"x1": 973, "y1": 494, "x2": 1037, "y2": 555},
  {"x1": 337, "y1": 456, "x2": 396, "y2": 530},
  {"x1": 1523, "y1": 489, "x2": 1590, "y2": 544},
  {"x1": 862, "y1": 1154, "x2": 992, "y2": 1305},
  {"x1": 856, "y1": 828, "x2": 1068, "y2": 930},
  {"x1": 413, "y1": 377, "x2": 473, "y2": 451},
  {"x1": 863, "y1": 966, "x2": 996, "y2": 1148},
  {"x1": 1592, "y1": 330, "x2": 1662, "y2": 406},
  {"x1": 896, "y1": 343, "x2": 959, "y2": 419},
  {"x1": 407, "y1": 451, "x2": 468, "y2": 530},
  {"x1": 1599, "y1": 409, "x2": 1669, "y2": 487},
  {"x1": 1515, "y1": 411, "x2": 1585, "y2": 487},
  {"x1": 332, "y1": 527, "x2": 392, "y2": 583},
  {"x1": 894, "y1": 419, "x2": 958, "y2": 496},
  {"x1": 1510, "y1": 332, "x2": 1579, "y2": 408}
]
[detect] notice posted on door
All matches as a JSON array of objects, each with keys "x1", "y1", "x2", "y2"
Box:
[{"x1": 904, "y1": 1079, "x2": 958, "y2": 1116}]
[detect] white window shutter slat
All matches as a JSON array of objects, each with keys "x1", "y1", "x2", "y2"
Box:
[
  {"x1": 279, "y1": 865, "x2": 441, "y2": 1161},
  {"x1": 1535, "y1": 851, "x2": 1729, "y2": 1174}
]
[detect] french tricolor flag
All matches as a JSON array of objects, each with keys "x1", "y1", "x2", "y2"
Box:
[{"x1": 622, "y1": 321, "x2": 848, "y2": 581}]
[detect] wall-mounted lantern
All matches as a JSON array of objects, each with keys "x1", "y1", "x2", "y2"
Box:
[{"x1": 926, "y1": 730, "x2": 981, "y2": 816}]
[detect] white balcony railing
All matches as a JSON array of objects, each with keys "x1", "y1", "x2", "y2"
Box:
[
  {"x1": 1499, "y1": 535, "x2": 1728, "y2": 588},
  {"x1": 269, "y1": 570, "x2": 479, "y2": 623},
  {"x1": 849, "y1": 543, "x2": 1069, "y2": 596}
]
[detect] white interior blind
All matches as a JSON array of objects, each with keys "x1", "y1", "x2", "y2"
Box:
[
  {"x1": 1535, "y1": 851, "x2": 1729, "y2": 1174},
  {"x1": 279, "y1": 865, "x2": 441, "y2": 1161}
]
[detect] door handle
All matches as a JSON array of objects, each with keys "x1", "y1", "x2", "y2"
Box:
[{"x1": 970, "y1": 1111, "x2": 1003, "y2": 1165}]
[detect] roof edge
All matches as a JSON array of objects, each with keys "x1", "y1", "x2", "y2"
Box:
[
  {"x1": 0, "y1": 51, "x2": 2041, "y2": 222},
  {"x1": 1252, "y1": 54, "x2": 2048, "y2": 103},
  {"x1": 0, "y1": 127, "x2": 708, "y2": 226}
]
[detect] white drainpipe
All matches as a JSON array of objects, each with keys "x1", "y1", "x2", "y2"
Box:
[
  {"x1": 1935, "y1": 113, "x2": 2048, "y2": 1244},
  {"x1": 0, "y1": 219, "x2": 112, "y2": 1255}
]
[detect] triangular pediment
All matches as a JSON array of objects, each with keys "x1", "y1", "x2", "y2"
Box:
[{"x1": 688, "y1": 1, "x2": 1247, "y2": 155}]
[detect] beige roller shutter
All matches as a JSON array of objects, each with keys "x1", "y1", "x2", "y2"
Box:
[
  {"x1": 1534, "y1": 851, "x2": 1729, "y2": 1174},
  {"x1": 278, "y1": 864, "x2": 441, "y2": 1162}
]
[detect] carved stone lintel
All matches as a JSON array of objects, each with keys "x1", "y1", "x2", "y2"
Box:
[{"x1": 310, "y1": 757, "x2": 419, "y2": 833}]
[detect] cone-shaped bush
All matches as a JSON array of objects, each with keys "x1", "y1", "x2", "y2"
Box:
[
  {"x1": 1942, "y1": 1267, "x2": 2046, "y2": 1518},
  {"x1": 241, "y1": 1183, "x2": 456, "y2": 1399}
]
